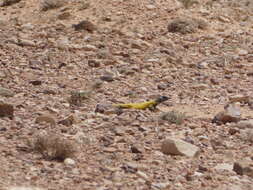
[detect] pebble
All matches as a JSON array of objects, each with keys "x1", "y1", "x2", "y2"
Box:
[
  {"x1": 146, "y1": 5, "x2": 156, "y2": 10},
  {"x1": 64, "y1": 158, "x2": 76, "y2": 166},
  {"x1": 100, "y1": 72, "x2": 114, "y2": 82},
  {"x1": 233, "y1": 119, "x2": 253, "y2": 129}
]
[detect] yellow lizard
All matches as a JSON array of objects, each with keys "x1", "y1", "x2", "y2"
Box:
[{"x1": 112, "y1": 96, "x2": 169, "y2": 110}]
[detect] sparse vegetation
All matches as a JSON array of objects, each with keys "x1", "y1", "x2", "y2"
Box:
[
  {"x1": 160, "y1": 111, "x2": 187, "y2": 125},
  {"x1": 68, "y1": 90, "x2": 91, "y2": 106},
  {"x1": 28, "y1": 132, "x2": 76, "y2": 161},
  {"x1": 40, "y1": 0, "x2": 64, "y2": 11},
  {"x1": 178, "y1": 0, "x2": 198, "y2": 9},
  {"x1": 167, "y1": 17, "x2": 207, "y2": 34}
]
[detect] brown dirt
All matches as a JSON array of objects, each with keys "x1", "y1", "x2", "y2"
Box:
[{"x1": 0, "y1": 0, "x2": 253, "y2": 189}]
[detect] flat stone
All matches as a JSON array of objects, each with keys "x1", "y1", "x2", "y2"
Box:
[
  {"x1": 161, "y1": 138, "x2": 200, "y2": 157},
  {"x1": 214, "y1": 163, "x2": 233, "y2": 171},
  {"x1": 192, "y1": 84, "x2": 208, "y2": 90},
  {"x1": 35, "y1": 115, "x2": 56, "y2": 126},
  {"x1": 0, "y1": 87, "x2": 14, "y2": 97},
  {"x1": 229, "y1": 95, "x2": 250, "y2": 103}
]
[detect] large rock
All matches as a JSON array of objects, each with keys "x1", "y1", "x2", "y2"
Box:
[
  {"x1": 161, "y1": 138, "x2": 200, "y2": 157},
  {"x1": 233, "y1": 160, "x2": 253, "y2": 178},
  {"x1": 212, "y1": 104, "x2": 241, "y2": 124}
]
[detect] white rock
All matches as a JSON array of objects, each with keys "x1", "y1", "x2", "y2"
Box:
[
  {"x1": 64, "y1": 158, "x2": 76, "y2": 166},
  {"x1": 237, "y1": 49, "x2": 248, "y2": 56},
  {"x1": 136, "y1": 171, "x2": 149, "y2": 181},
  {"x1": 146, "y1": 5, "x2": 156, "y2": 10},
  {"x1": 161, "y1": 138, "x2": 200, "y2": 157}
]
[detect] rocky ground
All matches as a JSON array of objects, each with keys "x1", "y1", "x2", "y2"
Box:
[{"x1": 0, "y1": 0, "x2": 253, "y2": 189}]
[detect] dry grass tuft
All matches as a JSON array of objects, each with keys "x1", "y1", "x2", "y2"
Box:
[
  {"x1": 160, "y1": 111, "x2": 187, "y2": 125},
  {"x1": 39, "y1": 0, "x2": 65, "y2": 11},
  {"x1": 178, "y1": 0, "x2": 198, "y2": 9},
  {"x1": 28, "y1": 132, "x2": 76, "y2": 161}
]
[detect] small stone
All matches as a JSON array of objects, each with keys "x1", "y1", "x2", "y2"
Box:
[
  {"x1": 146, "y1": 4, "x2": 156, "y2": 10},
  {"x1": 72, "y1": 20, "x2": 96, "y2": 32},
  {"x1": 100, "y1": 72, "x2": 114, "y2": 82},
  {"x1": 57, "y1": 12, "x2": 71, "y2": 20},
  {"x1": 82, "y1": 45, "x2": 97, "y2": 51},
  {"x1": 0, "y1": 87, "x2": 14, "y2": 97},
  {"x1": 210, "y1": 78, "x2": 219, "y2": 85},
  {"x1": 233, "y1": 120, "x2": 253, "y2": 129},
  {"x1": 131, "y1": 145, "x2": 142, "y2": 154},
  {"x1": 121, "y1": 162, "x2": 138, "y2": 173},
  {"x1": 64, "y1": 158, "x2": 76, "y2": 166},
  {"x1": 192, "y1": 84, "x2": 208, "y2": 90},
  {"x1": 212, "y1": 104, "x2": 241, "y2": 124},
  {"x1": 30, "y1": 80, "x2": 42, "y2": 86},
  {"x1": 157, "y1": 83, "x2": 167, "y2": 90},
  {"x1": 214, "y1": 163, "x2": 233, "y2": 171},
  {"x1": 58, "y1": 114, "x2": 76, "y2": 126},
  {"x1": 136, "y1": 171, "x2": 149, "y2": 181},
  {"x1": 229, "y1": 95, "x2": 250, "y2": 103},
  {"x1": 241, "y1": 129, "x2": 253, "y2": 143},
  {"x1": 161, "y1": 138, "x2": 200, "y2": 157},
  {"x1": 18, "y1": 39, "x2": 36, "y2": 47},
  {"x1": 0, "y1": 102, "x2": 14, "y2": 119},
  {"x1": 21, "y1": 23, "x2": 34, "y2": 30},
  {"x1": 228, "y1": 127, "x2": 239, "y2": 135},
  {"x1": 237, "y1": 49, "x2": 248, "y2": 56},
  {"x1": 35, "y1": 115, "x2": 56, "y2": 126},
  {"x1": 91, "y1": 79, "x2": 103, "y2": 89},
  {"x1": 233, "y1": 160, "x2": 253, "y2": 177},
  {"x1": 88, "y1": 59, "x2": 101, "y2": 67},
  {"x1": 103, "y1": 147, "x2": 117, "y2": 153}
]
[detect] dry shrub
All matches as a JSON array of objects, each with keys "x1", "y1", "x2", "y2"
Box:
[
  {"x1": 160, "y1": 111, "x2": 186, "y2": 125},
  {"x1": 178, "y1": 0, "x2": 198, "y2": 9},
  {"x1": 40, "y1": 0, "x2": 65, "y2": 11},
  {"x1": 168, "y1": 17, "x2": 207, "y2": 34},
  {"x1": 30, "y1": 132, "x2": 76, "y2": 161}
]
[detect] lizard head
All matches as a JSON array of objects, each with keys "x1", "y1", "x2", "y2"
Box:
[{"x1": 156, "y1": 96, "x2": 170, "y2": 103}]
